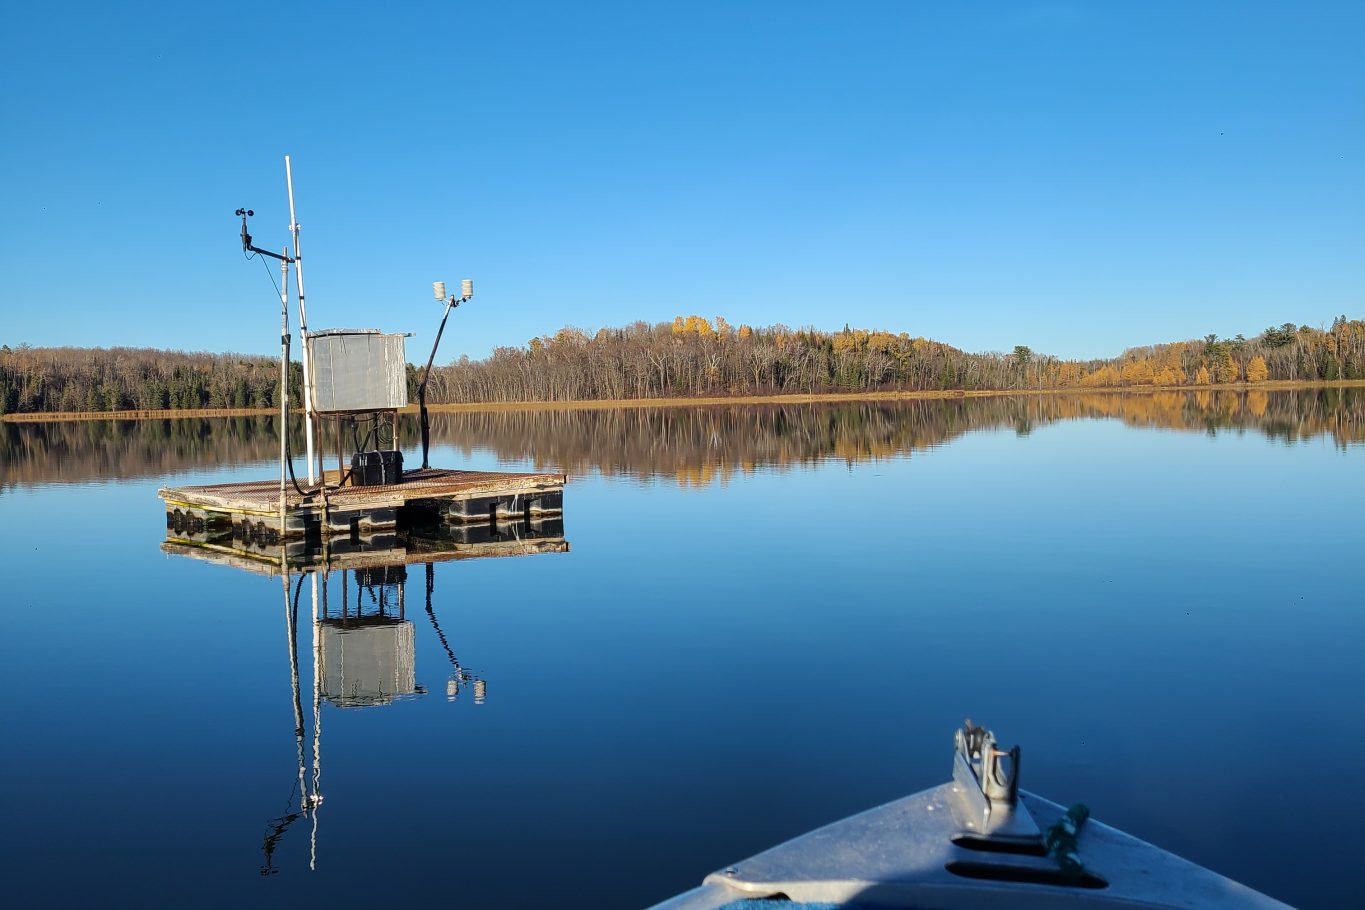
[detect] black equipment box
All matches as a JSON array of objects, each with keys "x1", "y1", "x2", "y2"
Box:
[
  {"x1": 356, "y1": 565, "x2": 407, "y2": 588},
  {"x1": 350, "y1": 450, "x2": 403, "y2": 486}
]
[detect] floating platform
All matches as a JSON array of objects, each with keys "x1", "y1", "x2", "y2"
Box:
[
  {"x1": 160, "y1": 467, "x2": 565, "y2": 541},
  {"x1": 162, "y1": 516, "x2": 569, "y2": 577}
]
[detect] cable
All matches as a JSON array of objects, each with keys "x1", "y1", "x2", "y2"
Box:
[
  {"x1": 351, "y1": 414, "x2": 380, "y2": 454},
  {"x1": 241, "y1": 213, "x2": 312, "y2": 500},
  {"x1": 376, "y1": 416, "x2": 394, "y2": 450},
  {"x1": 285, "y1": 429, "x2": 309, "y2": 498},
  {"x1": 257, "y1": 245, "x2": 310, "y2": 498},
  {"x1": 279, "y1": 341, "x2": 309, "y2": 499},
  {"x1": 261, "y1": 254, "x2": 283, "y2": 299},
  {"x1": 293, "y1": 570, "x2": 307, "y2": 619},
  {"x1": 280, "y1": 347, "x2": 309, "y2": 499},
  {"x1": 326, "y1": 414, "x2": 389, "y2": 492}
]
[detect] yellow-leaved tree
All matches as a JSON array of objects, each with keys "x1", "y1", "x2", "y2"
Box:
[
  {"x1": 1121, "y1": 359, "x2": 1155, "y2": 385},
  {"x1": 1245, "y1": 355, "x2": 1269, "y2": 383},
  {"x1": 1080, "y1": 365, "x2": 1121, "y2": 387},
  {"x1": 1214, "y1": 350, "x2": 1241, "y2": 383}
]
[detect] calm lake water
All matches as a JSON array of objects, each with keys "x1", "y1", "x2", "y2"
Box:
[{"x1": 1, "y1": 389, "x2": 1361, "y2": 909}]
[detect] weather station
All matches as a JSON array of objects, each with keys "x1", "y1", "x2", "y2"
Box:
[{"x1": 158, "y1": 157, "x2": 565, "y2": 545}]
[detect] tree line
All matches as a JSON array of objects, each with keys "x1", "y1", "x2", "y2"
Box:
[
  {"x1": 2, "y1": 316, "x2": 1362, "y2": 414},
  {"x1": 424, "y1": 315, "x2": 1365, "y2": 403},
  {"x1": 5, "y1": 388, "x2": 1359, "y2": 489},
  {"x1": 0, "y1": 345, "x2": 301, "y2": 415}
]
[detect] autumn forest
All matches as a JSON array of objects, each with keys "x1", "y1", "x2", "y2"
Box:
[{"x1": 2, "y1": 315, "x2": 1363, "y2": 415}]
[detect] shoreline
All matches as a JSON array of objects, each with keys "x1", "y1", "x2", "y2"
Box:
[{"x1": 3, "y1": 379, "x2": 1362, "y2": 424}]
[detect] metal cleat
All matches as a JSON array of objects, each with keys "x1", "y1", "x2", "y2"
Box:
[{"x1": 951, "y1": 718, "x2": 1041, "y2": 843}]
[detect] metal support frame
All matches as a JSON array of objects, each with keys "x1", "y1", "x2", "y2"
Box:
[
  {"x1": 237, "y1": 157, "x2": 319, "y2": 486},
  {"x1": 418, "y1": 294, "x2": 466, "y2": 469}
]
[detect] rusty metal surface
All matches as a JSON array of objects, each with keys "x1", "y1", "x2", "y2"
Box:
[{"x1": 160, "y1": 468, "x2": 567, "y2": 511}]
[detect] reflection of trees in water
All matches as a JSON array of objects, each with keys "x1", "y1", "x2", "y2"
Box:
[
  {"x1": 426, "y1": 388, "x2": 1365, "y2": 485},
  {"x1": 3, "y1": 389, "x2": 1360, "y2": 489},
  {"x1": 1050, "y1": 388, "x2": 1364, "y2": 448},
  {"x1": 428, "y1": 401, "x2": 980, "y2": 483},
  {"x1": 0, "y1": 416, "x2": 302, "y2": 488}
]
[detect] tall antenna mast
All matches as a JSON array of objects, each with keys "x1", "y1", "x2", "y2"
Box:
[
  {"x1": 285, "y1": 155, "x2": 318, "y2": 484},
  {"x1": 278, "y1": 249, "x2": 290, "y2": 531}
]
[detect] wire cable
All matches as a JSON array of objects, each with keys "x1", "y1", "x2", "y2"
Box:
[{"x1": 261, "y1": 254, "x2": 283, "y2": 299}]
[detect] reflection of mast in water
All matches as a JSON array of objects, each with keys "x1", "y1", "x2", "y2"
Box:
[
  {"x1": 258, "y1": 548, "x2": 496, "y2": 874},
  {"x1": 158, "y1": 514, "x2": 567, "y2": 876},
  {"x1": 424, "y1": 562, "x2": 487, "y2": 703},
  {"x1": 261, "y1": 570, "x2": 322, "y2": 875},
  {"x1": 310, "y1": 571, "x2": 322, "y2": 871}
]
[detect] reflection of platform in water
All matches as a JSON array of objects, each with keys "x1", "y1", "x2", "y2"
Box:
[
  {"x1": 252, "y1": 541, "x2": 490, "y2": 875},
  {"x1": 159, "y1": 467, "x2": 566, "y2": 541},
  {"x1": 321, "y1": 622, "x2": 416, "y2": 707},
  {"x1": 161, "y1": 516, "x2": 568, "y2": 576},
  {"x1": 319, "y1": 564, "x2": 417, "y2": 707}
]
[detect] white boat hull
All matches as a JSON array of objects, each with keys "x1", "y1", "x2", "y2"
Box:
[{"x1": 649, "y1": 784, "x2": 1292, "y2": 909}]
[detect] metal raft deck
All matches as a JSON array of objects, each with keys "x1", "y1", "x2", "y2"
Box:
[{"x1": 160, "y1": 467, "x2": 566, "y2": 540}]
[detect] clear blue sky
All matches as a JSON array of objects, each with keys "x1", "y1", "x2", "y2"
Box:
[{"x1": 1, "y1": 1, "x2": 1361, "y2": 362}]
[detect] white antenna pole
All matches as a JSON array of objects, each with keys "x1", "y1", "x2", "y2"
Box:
[{"x1": 285, "y1": 155, "x2": 317, "y2": 484}]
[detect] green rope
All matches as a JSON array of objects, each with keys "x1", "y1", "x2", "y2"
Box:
[{"x1": 1043, "y1": 803, "x2": 1091, "y2": 875}]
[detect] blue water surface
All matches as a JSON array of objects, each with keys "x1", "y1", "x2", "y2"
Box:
[{"x1": 0, "y1": 394, "x2": 1360, "y2": 909}]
